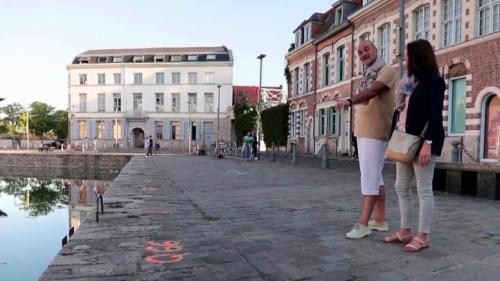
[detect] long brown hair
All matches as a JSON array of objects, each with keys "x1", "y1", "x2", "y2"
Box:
[{"x1": 407, "y1": 39, "x2": 439, "y2": 80}]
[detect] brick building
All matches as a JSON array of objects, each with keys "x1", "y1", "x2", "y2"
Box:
[
  {"x1": 233, "y1": 85, "x2": 284, "y2": 108},
  {"x1": 287, "y1": 0, "x2": 500, "y2": 163},
  {"x1": 286, "y1": 0, "x2": 362, "y2": 155}
]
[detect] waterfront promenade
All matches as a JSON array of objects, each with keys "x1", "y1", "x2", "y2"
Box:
[{"x1": 40, "y1": 155, "x2": 500, "y2": 281}]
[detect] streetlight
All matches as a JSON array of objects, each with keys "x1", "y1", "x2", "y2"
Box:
[
  {"x1": 114, "y1": 102, "x2": 119, "y2": 149},
  {"x1": 217, "y1": 85, "x2": 221, "y2": 143},
  {"x1": 187, "y1": 97, "x2": 192, "y2": 154},
  {"x1": 256, "y1": 54, "x2": 266, "y2": 160}
]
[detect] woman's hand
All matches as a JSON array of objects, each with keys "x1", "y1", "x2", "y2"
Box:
[{"x1": 419, "y1": 142, "x2": 432, "y2": 166}]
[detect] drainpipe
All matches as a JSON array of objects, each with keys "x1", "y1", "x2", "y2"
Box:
[
  {"x1": 313, "y1": 44, "x2": 318, "y2": 157},
  {"x1": 349, "y1": 23, "x2": 355, "y2": 157}
]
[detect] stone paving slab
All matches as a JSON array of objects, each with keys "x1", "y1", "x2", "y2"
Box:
[{"x1": 40, "y1": 156, "x2": 500, "y2": 281}]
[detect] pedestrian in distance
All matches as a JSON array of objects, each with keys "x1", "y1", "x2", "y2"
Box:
[
  {"x1": 147, "y1": 136, "x2": 153, "y2": 157},
  {"x1": 336, "y1": 39, "x2": 396, "y2": 239},
  {"x1": 155, "y1": 141, "x2": 160, "y2": 156},
  {"x1": 252, "y1": 131, "x2": 258, "y2": 160},
  {"x1": 242, "y1": 132, "x2": 254, "y2": 161},
  {"x1": 383, "y1": 39, "x2": 445, "y2": 252}
]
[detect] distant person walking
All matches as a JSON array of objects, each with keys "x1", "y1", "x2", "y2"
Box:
[
  {"x1": 252, "y1": 132, "x2": 258, "y2": 159},
  {"x1": 155, "y1": 141, "x2": 160, "y2": 156},
  {"x1": 383, "y1": 39, "x2": 445, "y2": 252},
  {"x1": 336, "y1": 39, "x2": 396, "y2": 239},
  {"x1": 146, "y1": 136, "x2": 153, "y2": 157}
]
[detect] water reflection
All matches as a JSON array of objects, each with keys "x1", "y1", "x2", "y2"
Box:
[{"x1": 0, "y1": 176, "x2": 112, "y2": 281}]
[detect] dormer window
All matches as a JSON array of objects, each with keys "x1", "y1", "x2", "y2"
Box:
[
  {"x1": 171, "y1": 55, "x2": 181, "y2": 62},
  {"x1": 294, "y1": 29, "x2": 302, "y2": 48},
  {"x1": 187, "y1": 55, "x2": 198, "y2": 61},
  {"x1": 304, "y1": 23, "x2": 312, "y2": 42},
  {"x1": 98, "y1": 56, "x2": 107, "y2": 63},
  {"x1": 206, "y1": 54, "x2": 216, "y2": 61},
  {"x1": 113, "y1": 56, "x2": 123, "y2": 63},
  {"x1": 335, "y1": 8, "x2": 343, "y2": 25},
  {"x1": 79, "y1": 57, "x2": 89, "y2": 64},
  {"x1": 133, "y1": 55, "x2": 144, "y2": 62},
  {"x1": 154, "y1": 55, "x2": 165, "y2": 62}
]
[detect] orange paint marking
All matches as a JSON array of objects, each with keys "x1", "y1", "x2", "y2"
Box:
[{"x1": 144, "y1": 240, "x2": 190, "y2": 265}]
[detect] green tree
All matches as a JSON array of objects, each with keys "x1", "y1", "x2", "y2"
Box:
[
  {"x1": 53, "y1": 110, "x2": 69, "y2": 139},
  {"x1": 0, "y1": 102, "x2": 24, "y2": 136},
  {"x1": 261, "y1": 103, "x2": 289, "y2": 147},
  {"x1": 233, "y1": 102, "x2": 257, "y2": 144},
  {"x1": 29, "y1": 102, "x2": 55, "y2": 141}
]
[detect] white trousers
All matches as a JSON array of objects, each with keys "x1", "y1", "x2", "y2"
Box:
[{"x1": 357, "y1": 138, "x2": 388, "y2": 195}]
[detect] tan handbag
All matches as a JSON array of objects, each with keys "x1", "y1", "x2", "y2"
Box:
[{"x1": 386, "y1": 118, "x2": 428, "y2": 163}]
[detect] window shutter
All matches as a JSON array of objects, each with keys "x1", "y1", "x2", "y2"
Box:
[
  {"x1": 164, "y1": 121, "x2": 171, "y2": 140},
  {"x1": 106, "y1": 120, "x2": 112, "y2": 139},
  {"x1": 179, "y1": 121, "x2": 185, "y2": 140}
]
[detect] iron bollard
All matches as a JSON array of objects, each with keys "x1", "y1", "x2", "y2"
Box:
[
  {"x1": 271, "y1": 142, "x2": 276, "y2": 162},
  {"x1": 291, "y1": 143, "x2": 297, "y2": 165},
  {"x1": 451, "y1": 140, "x2": 460, "y2": 163},
  {"x1": 96, "y1": 195, "x2": 99, "y2": 222},
  {"x1": 100, "y1": 194, "x2": 104, "y2": 215},
  {"x1": 322, "y1": 144, "x2": 329, "y2": 169}
]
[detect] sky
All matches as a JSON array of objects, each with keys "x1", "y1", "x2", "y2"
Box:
[{"x1": 0, "y1": 0, "x2": 335, "y2": 110}]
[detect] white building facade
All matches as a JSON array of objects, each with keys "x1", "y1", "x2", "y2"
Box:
[{"x1": 67, "y1": 46, "x2": 233, "y2": 151}]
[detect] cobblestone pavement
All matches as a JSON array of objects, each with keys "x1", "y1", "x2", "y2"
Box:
[{"x1": 40, "y1": 156, "x2": 500, "y2": 281}]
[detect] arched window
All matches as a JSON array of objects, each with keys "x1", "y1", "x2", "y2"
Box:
[{"x1": 483, "y1": 94, "x2": 500, "y2": 159}]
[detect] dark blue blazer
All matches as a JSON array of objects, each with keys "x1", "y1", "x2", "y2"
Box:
[{"x1": 405, "y1": 74, "x2": 445, "y2": 156}]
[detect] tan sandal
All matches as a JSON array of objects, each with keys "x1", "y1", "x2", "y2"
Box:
[
  {"x1": 383, "y1": 231, "x2": 412, "y2": 244},
  {"x1": 404, "y1": 237, "x2": 429, "y2": 252}
]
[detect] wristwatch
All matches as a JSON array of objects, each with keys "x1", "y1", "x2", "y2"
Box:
[{"x1": 425, "y1": 140, "x2": 433, "y2": 145}]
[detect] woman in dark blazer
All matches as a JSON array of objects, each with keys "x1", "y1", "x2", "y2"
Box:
[{"x1": 383, "y1": 39, "x2": 445, "y2": 252}]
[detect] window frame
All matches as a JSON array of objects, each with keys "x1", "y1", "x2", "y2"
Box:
[{"x1": 448, "y1": 76, "x2": 467, "y2": 136}]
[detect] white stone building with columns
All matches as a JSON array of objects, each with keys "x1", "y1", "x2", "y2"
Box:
[{"x1": 67, "y1": 46, "x2": 233, "y2": 151}]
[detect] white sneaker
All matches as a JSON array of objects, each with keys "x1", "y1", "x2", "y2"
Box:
[
  {"x1": 346, "y1": 223, "x2": 372, "y2": 239},
  {"x1": 368, "y1": 220, "x2": 389, "y2": 232}
]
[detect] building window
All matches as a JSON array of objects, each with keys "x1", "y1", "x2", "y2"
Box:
[
  {"x1": 205, "y1": 72, "x2": 214, "y2": 84},
  {"x1": 171, "y1": 121, "x2": 180, "y2": 140},
  {"x1": 97, "y1": 73, "x2": 105, "y2": 85},
  {"x1": 290, "y1": 111, "x2": 296, "y2": 137},
  {"x1": 363, "y1": 0, "x2": 375, "y2": 5},
  {"x1": 96, "y1": 121, "x2": 105, "y2": 139},
  {"x1": 414, "y1": 5, "x2": 430, "y2": 40},
  {"x1": 113, "y1": 93, "x2": 121, "y2": 112},
  {"x1": 443, "y1": 0, "x2": 462, "y2": 47},
  {"x1": 156, "y1": 93, "x2": 164, "y2": 112},
  {"x1": 303, "y1": 62, "x2": 310, "y2": 93},
  {"x1": 378, "y1": 23, "x2": 391, "y2": 63},
  {"x1": 188, "y1": 72, "x2": 197, "y2": 84},
  {"x1": 319, "y1": 108, "x2": 327, "y2": 136},
  {"x1": 79, "y1": 93, "x2": 87, "y2": 112},
  {"x1": 206, "y1": 54, "x2": 216, "y2": 60},
  {"x1": 304, "y1": 24, "x2": 312, "y2": 42},
  {"x1": 294, "y1": 67, "x2": 300, "y2": 95},
  {"x1": 172, "y1": 93, "x2": 180, "y2": 112},
  {"x1": 154, "y1": 55, "x2": 165, "y2": 62},
  {"x1": 133, "y1": 55, "x2": 144, "y2": 62},
  {"x1": 133, "y1": 93, "x2": 142, "y2": 112},
  {"x1": 329, "y1": 107, "x2": 339, "y2": 135},
  {"x1": 205, "y1": 93, "x2": 214, "y2": 112},
  {"x1": 155, "y1": 72, "x2": 164, "y2": 84},
  {"x1": 299, "y1": 110, "x2": 305, "y2": 136},
  {"x1": 322, "y1": 53, "x2": 330, "y2": 87},
  {"x1": 155, "y1": 121, "x2": 163, "y2": 140},
  {"x1": 79, "y1": 74, "x2": 87, "y2": 85},
  {"x1": 133, "y1": 73, "x2": 142, "y2": 84},
  {"x1": 479, "y1": 0, "x2": 500, "y2": 36},
  {"x1": 113, "y1": 73, "x2": 121, "y2": 85},
  {"x1": 188, "y1": 93, "x2": 197, "y2": 112},
  {"x1": 112, "y1": 56, "x2": 123, "y2": 63},
  {"x1": 79, "y1": 121, "x2": 87, "y2": 139},
  {"x1": 449, "y1": 78, "x2": 466, "y2": 134},
  {"x1": 97, "y1": 93, "x2": 105, "y2": 112},
  {"x1": 191, "y1": 122, "x2": 197, "y2": 140},
  {"x1": 187, "y1": 55, "x2": 198, "y2": 61},
  {"x1": 335, "y1": 8, "x2": 343, "y2": 25},
  {"x1": 172, "y1": 72, "x2": 181, "y2": 84},
  {"x1": 113, "y1": 120, "x2": 122, "y2": 139},
  {"x1": 336, "y1": 46, "x2": 345, "y2": 82}
]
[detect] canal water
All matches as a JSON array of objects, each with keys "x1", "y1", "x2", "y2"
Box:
[{"x1": 0, "y1": 173, "x2": 117, "y2": 281}]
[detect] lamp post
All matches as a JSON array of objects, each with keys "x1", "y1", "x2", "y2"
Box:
[
  {"x1": 187, "y1": 97, "x2": 191, "y2": 154},
  {"x1": 257, "y1": 54, "x2": 266, "y2": 160},
  {"x1": 217, "y1": 85, "x2": 221, "y2": 143},
  {"x1": 114, "y1": 104, "x2": 118, "y2": 149},
  {"x1": 398, "y1": 0, "x2": 405, "y2": 79}
]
